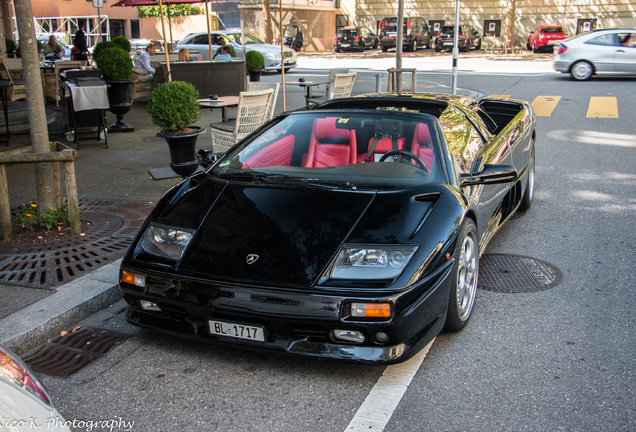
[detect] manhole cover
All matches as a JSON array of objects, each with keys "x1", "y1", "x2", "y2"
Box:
[
  {"x1": 21, "y1": 326, "x2": 128, "y2": 378},
  {"x1": 0, "y1": 199, "x2": 153, "y2": 289},
  {"x1": 479, "y1": 254, "x2": 562, "y2": 293}
]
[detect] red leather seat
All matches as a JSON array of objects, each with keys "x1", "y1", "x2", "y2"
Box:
[
  {"x1": 242, "y1": 135, "x2": 295, "y2": 168},
  {"x1": 302, "y1": 117, "x2": 357, "y2": 167},
  {"x1": 410, "y1": 123, "x2": 434, "y2": 171},
  {"x1": 357, "y1": 137, "x2": 406, "y2": 163}
]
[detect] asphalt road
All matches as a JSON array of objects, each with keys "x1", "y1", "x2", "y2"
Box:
[{"x1": 37, "y1": 53, "x2": 636, "y2": 432}]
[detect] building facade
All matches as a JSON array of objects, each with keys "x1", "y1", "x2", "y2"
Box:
[{"x1": 354, "y1": 0, "x2": 636, "y2": 45}]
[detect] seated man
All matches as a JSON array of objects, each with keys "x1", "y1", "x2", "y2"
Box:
[
  {"x1": 134, "y1": 43, "x2": 157, "y2": 74},
  {"x1": 42, "y1": 35, "x2": 64, "y2": 57},
  {"x1": 213, "y1": 45, "x2": 233, "y2": 62}
]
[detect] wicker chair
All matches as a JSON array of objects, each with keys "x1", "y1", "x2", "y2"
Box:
[
  {"x1": 328, "y1": 72, "x2": 357, "y2": 99},
  {"x1": 209, "y1": 88, "x2": 274, "y2": 154},
  {"x1": 0, "y1": 58, "x2": 26, "y2": 101},
  {"x1": 247, "y1": 81, "x2": 280, "y2": 120}
]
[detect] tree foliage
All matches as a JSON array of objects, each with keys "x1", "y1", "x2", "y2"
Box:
[{"x1": 137, "y1": 5, "x2": 201, "y2": 18}]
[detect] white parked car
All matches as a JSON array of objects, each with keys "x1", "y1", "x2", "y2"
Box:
[
  {"x1": 553, "y1": 28, "x2": 636, "y2": 80},
  {"x1": 175, "y1": 30, "x2": 297, "y2": 71},
  {"x1": 0, "y1": 344, "x2": 71, "y2": 432}
]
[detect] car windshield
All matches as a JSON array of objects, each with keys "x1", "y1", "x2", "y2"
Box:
[
  {"x1": 542, "y1": 27, "x2": 564, "y2": 33},
  {"x1": 210, "y1": 111, "x2": 443, "y2": 190},
  {"x1": 227, "y1": 33, "x2": 263, "y2": 45}
]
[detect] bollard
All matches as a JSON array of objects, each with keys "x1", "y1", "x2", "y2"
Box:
[{"x1": 375, "y1": 74, "x2": 383, "y2": 93}]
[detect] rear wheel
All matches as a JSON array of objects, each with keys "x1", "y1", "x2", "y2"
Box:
[
  {"x1": 571, "y1": 60, "x2": 594, "y2": 81},
  {"x1": 444, "y1": 219, "x2": 479, "y2": 332},
  {"x1": 518, "y1": 142, "x2": 535, "y2": 211},
  {"x1": 381, "y1": 45, "x2": 388, "y2": 52}
]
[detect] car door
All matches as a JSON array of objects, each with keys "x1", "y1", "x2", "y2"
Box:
[
  {"x1": 615, "y1": 32, "x2": 636, "y2": 73},
  {"x1": 584, "y1": 33, "x2": 622, "y2": 73}
]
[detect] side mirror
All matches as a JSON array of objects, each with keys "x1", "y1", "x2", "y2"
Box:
[
  {"x1": 196, "y1": 149, "x2": 217, "y2": 168},
  {"x1": 459, "y1": 164, "x2": 517, "y2": 187}
]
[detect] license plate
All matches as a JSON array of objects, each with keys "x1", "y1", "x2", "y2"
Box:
[
  {"x1": 388, "y1": 32, "x2": 397, "y2": 38},
  {"x1": 443, "y1": 42, "x2": 454, "y2": 46},
  {"x1": 209, "y1": 320, "x2": 265, "y2": 342},
  {"x1": 341, "y1": 43, "x2": 350, "y2": 47}
]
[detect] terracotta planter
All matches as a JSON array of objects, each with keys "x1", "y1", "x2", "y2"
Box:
[
  {"x1": 158, "y1": 126, "x2": 206, "y2": 178},
  {"x1": 106, "y1": 79, "x2": 135, "y2": 133}
]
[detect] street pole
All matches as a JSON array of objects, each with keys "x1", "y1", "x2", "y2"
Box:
[
  {"x1": 451, "y1": 0, "x2": 460, "y2": 95},
  {"x1": 396, "y1": 0, "x2": 404, "y2": 94}
]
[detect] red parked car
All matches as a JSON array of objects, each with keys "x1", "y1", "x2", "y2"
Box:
[{"x1": 527, "y1": 25, "x2": 568, "y2": 52}]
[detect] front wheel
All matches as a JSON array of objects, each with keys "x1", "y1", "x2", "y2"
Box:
[
  {"x1": 570, "y1": 60, "x2": 594, "y2": 81},
  {"x1": 444, "y1": 219, "x2": 479, "y2": 332}
]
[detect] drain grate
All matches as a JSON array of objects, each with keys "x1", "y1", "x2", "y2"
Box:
[
  {"x1": 479, "y1": 253, "x2": 563, "y2": 293},
  {"x1": 21, "y1": 326, "x2": 128, "y2": 377},
  {"x1": 0, "y1": 199, "x2": 153, "y2": 289}
]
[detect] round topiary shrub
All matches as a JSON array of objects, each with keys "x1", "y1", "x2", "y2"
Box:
[
  {"x1": 245, "y1": 50, "x2": 265, "y2": 71},
  {"x1": 147, "y1": 81, "x2": 201, "y2": 134},
  {"x1": 5, "y1": 39, "x2": 16, "y2": 55},
  {"x1": 215, "y1": 45, "x2": 236, "y2": 57},
  {"x1": 92, "y1": 41, "x2": 118, "y2": 62},
  {"x1": 94, "y1": 46, "x2": 133, "y2": 81},
  {"x1": 112, "y1": 36, "x2": 132, "y2": 54}
]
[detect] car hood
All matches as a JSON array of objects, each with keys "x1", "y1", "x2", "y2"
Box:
[
  {"x1": 147, "y1": 175, "x2": 441, "y2": 287},
  {"x1": 245, "y1": 43, "x2": 294, "y2": 56}
]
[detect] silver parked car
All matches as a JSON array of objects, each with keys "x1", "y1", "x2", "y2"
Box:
[
  {"x1": 175, "y1": 31, "x2": 297, "y2": 71},
  {"x1": 553, "y1": 28, "x2": 636, "y2": 80},
  {"x1": 0, "y1": 344, "x2": 71, "y2": 431}
]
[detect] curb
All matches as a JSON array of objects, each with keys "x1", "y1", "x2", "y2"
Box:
[{"x1": 0, "y1": 260, "x2": 122, "y2": 355}]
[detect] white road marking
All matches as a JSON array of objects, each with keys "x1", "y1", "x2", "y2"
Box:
[{"x1": 345, "y1": 339, "x2": 435, "y2": 432}]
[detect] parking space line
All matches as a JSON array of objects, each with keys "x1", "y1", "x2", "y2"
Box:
[
  {"x1": 586, "y1": 96, "x2": 618, "y2": 118},
  {"x1": 345, "y1": 339, "x2": 434, "y2": 432},
  {"x1": 531, "y1": 95, "x2": 561, "y2": 116}
]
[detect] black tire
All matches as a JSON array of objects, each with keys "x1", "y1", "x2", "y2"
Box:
[
  {"x1": 334, "y1": 47, "x2": 341, "y2": 53},
  {"x1": 526, "y1": 39, "x2": 532, "y2": 50},
  {"x1": 444, "y1": 219, "x2": 479, "y2": 332},
  {"x1": 475, "y1": 39, "x2": 481, "y2": 50},
  {"x1": 518, "y1": 142, "x2": 535, "y2": 211},
  {"x1": 434, "y1": 46, "x2": 441, "y2": 53},
  {"x1": 381, "y1": 45, "x2": 388, "y2": 52}
]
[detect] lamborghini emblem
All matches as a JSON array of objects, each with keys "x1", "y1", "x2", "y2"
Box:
[{"x1": 246, "y1": 254, "x2": 259, "y2": 265}]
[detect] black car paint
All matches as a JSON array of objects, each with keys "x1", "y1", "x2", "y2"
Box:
[{"x1": 120, "y1": 95, "x2": 535, "y2": 364}]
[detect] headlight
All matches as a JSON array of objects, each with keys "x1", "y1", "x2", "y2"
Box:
[
  {"x1": 141, "y1": 223, "x2": 194, "y2": 260},
  {"x1": 328, "y1": 245, "x2": 418, "y2": 280},
  {"x1": 263, "y1": 51, "x2": 280, "y2": 60}
]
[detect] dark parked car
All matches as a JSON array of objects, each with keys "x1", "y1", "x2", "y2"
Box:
[
  {"x1": 378, "y1": 16, "x2": 431, "y2": 52},
  {"x1": 553, "y1": 28, "x2": 636, "y2": 80},
  {"x1": 334, "y1": 27, "x2": 379, "y2": 52},
  {"x1": 119, "y1": 93, "x2": 536, "y2": 364},
  {"x1": 527, "y1": 25, "x2": 568, "y2": 52},
  {"x1": 434, "y1": 25, "x2": 482, "y2": 52}
]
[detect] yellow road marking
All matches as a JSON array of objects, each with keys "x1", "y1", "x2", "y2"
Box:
[
  {"x1": 587, "y1": 97, "x2": 618, "y2": 118},
  {"x1": 531, "y1": 96, "x2": 561, "y2": 117}
]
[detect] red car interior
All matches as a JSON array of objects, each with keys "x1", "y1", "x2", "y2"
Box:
[{"x1": 302, "y1": 117, "x2": 358, "y2": 167}]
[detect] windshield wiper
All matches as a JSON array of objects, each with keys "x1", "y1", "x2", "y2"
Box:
[{"x1": 220, "y1": 172, "x2": 357, "y2": 190}]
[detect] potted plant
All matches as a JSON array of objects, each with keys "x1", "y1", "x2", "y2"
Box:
[
  {"x1": 245, "y1": 50, "x2": 265, "y2": 82},
  {"x1": 111, "y1": 36, "x2": 132, "y2": 54},
  {"x1": 94, "y1": 43, "x2": 135, "y2": 133},
  {"x1": 147, "y1": 81, "x2": 205, "y2": 177}
]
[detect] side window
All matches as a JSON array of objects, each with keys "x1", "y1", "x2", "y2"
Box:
[
  {"x1": 439, "y1": 106, "x2": 484, "y2": 173},
  {"x1": 586, "y1": 34, "x2": 619, "y2": 46}
]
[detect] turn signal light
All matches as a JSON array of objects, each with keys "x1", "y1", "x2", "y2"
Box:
[
  {"x1": 351, "y1": 302, "x2": 392, "y2": 319},
  {"x1": 121, "y1": 270, "x2": 146, "y2": 288}
]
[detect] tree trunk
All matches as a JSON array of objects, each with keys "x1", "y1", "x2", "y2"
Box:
[
  {"x1": 13, "y1": 0, "x2": 55, "y2": 214},
  {"x1": 504, "y1": 0, "x2": 517, "y2": 49},
  {"x1": 263, "y1": 0, "x2": 273, "y2": 44}
]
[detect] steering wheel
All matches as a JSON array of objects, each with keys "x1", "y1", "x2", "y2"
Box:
[{"x1": 379, "y1": 150, "x2": 429, "y2": 173}]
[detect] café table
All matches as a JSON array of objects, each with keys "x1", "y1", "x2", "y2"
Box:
[
  {"x1": 284, "y1": 79, "x2": 331, "y2": 107},
  {"x1": 198, "y1": 96, "x2": 239, "y2": 123}
]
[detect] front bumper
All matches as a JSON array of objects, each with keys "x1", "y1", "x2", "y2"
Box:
[{"x1": 119, "y1": 262, "x2": 452, "y2": 364}]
